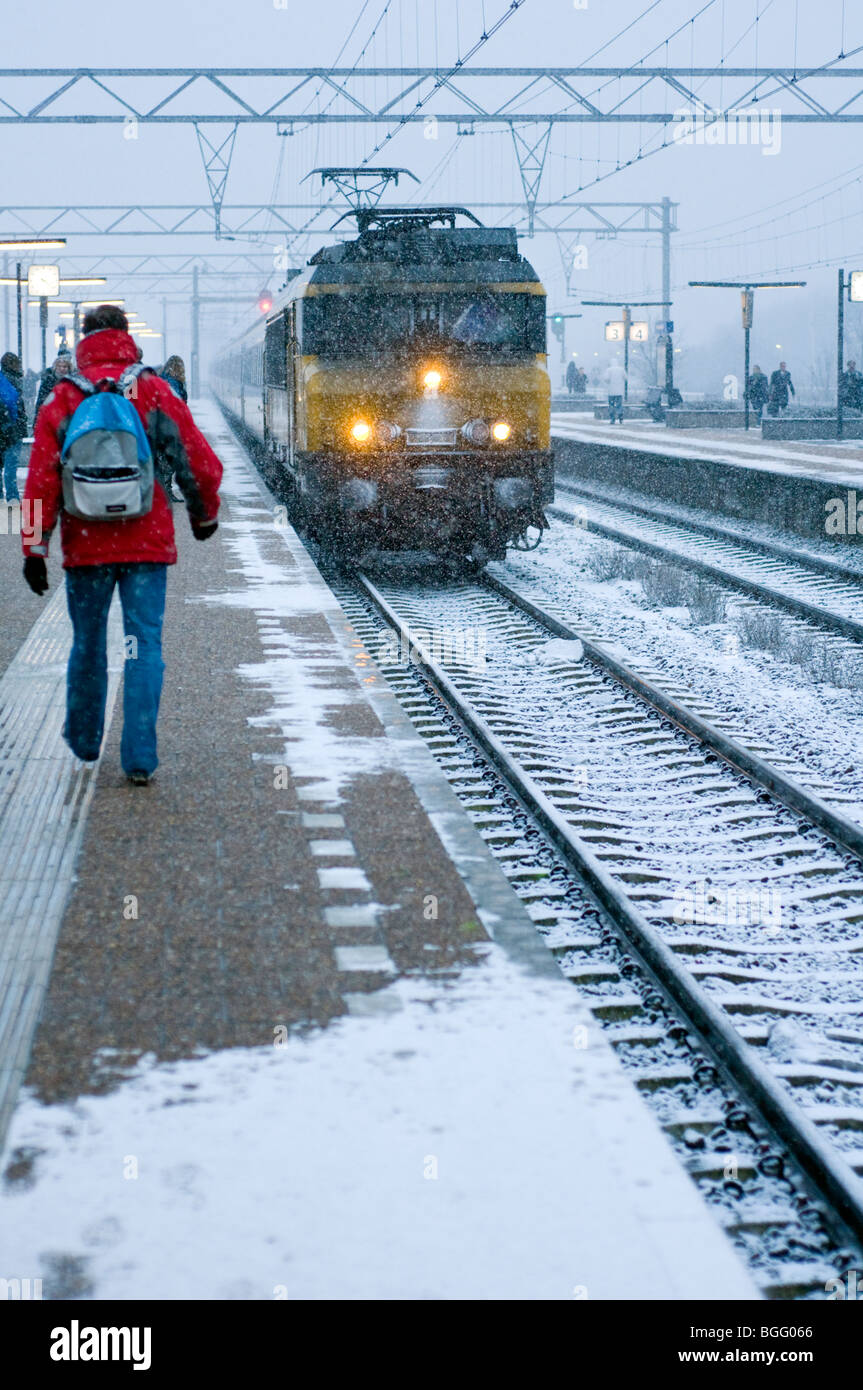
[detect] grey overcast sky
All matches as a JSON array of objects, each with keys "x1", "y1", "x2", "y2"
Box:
[{"x1": 3, "y1": 0, "x2": 863, "y2": 389}]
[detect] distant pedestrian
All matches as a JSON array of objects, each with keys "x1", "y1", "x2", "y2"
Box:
[
  {"x1": 574, "y1": 366, "x2": 587, "y2": 396},
  {"x1": 840, "y1": 359, "x2": 863, "y2": 412},
  {"x1": 604, "y1": 360, "x2": 627, "y2": 423},
  {"x1": 35, "y1": 349, "x2": 73, "y2": 416},
  {"x1": 160, "y1": 355, "x2": 188, "y2": 403},
  {"x1": 22, "y1": 304, "x2": 223, "y2": 786},
  {"x1": 565, "y1": 359, "x2": 577, "y2": 395},
  {"x1": 0, "y1": 351, "x2": 28, "y2": 503},
  {"x1": 767, "y1": 361, "x2": 795, "y2": 417},
  {"x1": 747, "y1": 365, "x2": 770, "y2": 423}
]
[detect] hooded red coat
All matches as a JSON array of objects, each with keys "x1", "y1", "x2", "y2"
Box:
[{"x1": 23, "y1": 329, "x2": 222, "y2": 567}]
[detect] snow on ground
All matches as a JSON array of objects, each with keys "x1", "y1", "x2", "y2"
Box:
[
  {"x1": 0, "y1": 947, "x2": 753, "y2": 1301},
  {"x1": 188, "y1": 419, "x2": 406, "y2": 802},
  {"x1": 497, "y1": 519, "x2": 863, "y2": 819}
]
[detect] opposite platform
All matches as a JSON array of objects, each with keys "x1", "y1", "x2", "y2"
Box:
[{"x1": 552, "y1": 413, "x2": 863, "y2": 542}]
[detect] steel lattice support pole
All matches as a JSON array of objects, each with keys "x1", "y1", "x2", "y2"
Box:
[
  {"x1": 194, "y1": 123, "x2": 239, "y2": 240},
  {"x1": 662, "y1": 196, "x2": 674, "y2": 399},
  {"x1": 191, "y1": 264, "x2": 200, "y2": 400},
  {"x1": 15, "y1": 262, "x2": 22, "y2": 365},
  {"x1": 838, "y1": 269, "x2": 846, "y2": 442},
  {"x1": 510, "y1": 123, "x2": 553, "y2": 236}
]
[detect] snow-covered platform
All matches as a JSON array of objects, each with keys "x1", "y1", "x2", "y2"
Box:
[
  {"x1": 0, "y1": 402, "x2": 757, "y2": 1300},
  {"x1": 552, "y1": 413, "x2": 863, "y2": 541}
]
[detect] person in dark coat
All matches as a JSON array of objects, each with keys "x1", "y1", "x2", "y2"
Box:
[
  {"x1": 0, "y1": 352, "x2": 28, "y2": 502},
  {"x1": 747, "y1": 365, "x2": 770, "y2": 422},
  {"x1": 840, "y1": 360, "x2": 863, "y2": 411},
  {"x1": 34, "y1": 350, "x2": 73, "y2": 416},
  {"x1": 565, "y1": 359, "x2": 577, "y2": 395},
  {"x1": 767, "y1": 361, "x2": 795, "y2": 416},
  {"x1": 160, "y1": 354, "x2": 188, "y2": 403}
]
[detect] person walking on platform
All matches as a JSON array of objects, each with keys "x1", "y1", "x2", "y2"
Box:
[
  {"x1": 767, "y1": 361, "x2": 795, "y2": 417},
  {"x1": 604, "y1": 359, "x2": 627, "y2": 423},
  {"x1": 21, "y1": 305, "x2": 223, "y2": 786},
  {"x1": 34, "y1": 348, "x2": 73, "y2": 416},
  {"x1": 565, "y1": 359, "x2": 577, "y2": 396},
  {"x1": 747, "y1": 365, "x2": 770, "y2": 423},
  {"x1": 160, "y1": 354, "x2": 188, "y2": 403},
  {"x1": 840, "y1": 359, "x2": 863, "y2": 412},
  {"x1": 0, "y1": 352, "x2": 29, "y2": 503}
]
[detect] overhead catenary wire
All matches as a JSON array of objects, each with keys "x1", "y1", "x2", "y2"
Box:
[{"x1": 360, "y1": 0, "x2": 531, "y2": 167}]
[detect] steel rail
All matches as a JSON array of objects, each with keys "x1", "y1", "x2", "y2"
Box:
[
  {"x1": 358, "y1": 570, "x2": 863, "y2": 1245},
  {"x1": 548, "y1": 500, "x2": 863, "y2": 645},
  {"x1": 356, "y1": 569, "x2": 863, "y2": 1248},
  {"x1": 555, "y1": 476, "x2": 863, "y2": 587},
  {"x1": 484, "y1": 569, "x2": 863, "y2": 860}
]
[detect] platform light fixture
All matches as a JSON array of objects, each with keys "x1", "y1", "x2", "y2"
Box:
[
  {"x1": 0, "y1": 241, "x2": 69, "y2": 363},
  {"x1": 0, "y1": 238, "x2": 66, "y2": 250}
]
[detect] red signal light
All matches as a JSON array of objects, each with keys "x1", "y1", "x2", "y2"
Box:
[{"x1": 258, "y1": 289, "x2": 273, "y2": 314}]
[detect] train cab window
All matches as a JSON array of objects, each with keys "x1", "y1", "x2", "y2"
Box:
[
  {"x1": 302, "y1": 291, "x2": 545, "y2": 357},
  {"x1": 447, "y1": 294, "x2": 520, "y2": 346}
]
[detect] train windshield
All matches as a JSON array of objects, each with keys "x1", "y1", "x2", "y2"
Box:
[{"x1": 301, "y1": 291, "x2": 545, "y2": 356}]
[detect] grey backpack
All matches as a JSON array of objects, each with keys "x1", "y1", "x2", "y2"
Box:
[{"x1": 60, "y1": 365, "x2": 154, "y2": 521}]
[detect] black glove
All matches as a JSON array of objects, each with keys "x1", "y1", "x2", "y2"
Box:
[
  {"x1": 191, "y1": 519, "x2": 218, "y2": 542},
  {"x1": 23, "y1": 556, "x2": 48, "y2": 595}
]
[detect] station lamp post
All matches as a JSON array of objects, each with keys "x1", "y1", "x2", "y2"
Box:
[
  {"x1": 689, "y1": 280, "x2": 806, "y2": 430},
  {"x1": 837, "y1": 269, "x2": 863, "y2": 440},
  {"x1": 0, "y1": 238, "x2": 66, "y2": 365},
  {"x1": 581, "y1": 300, "x2": 667, "y2": 402},
  {"x1": 6, "y1": 271, "x2": 105, "y2": 369}
]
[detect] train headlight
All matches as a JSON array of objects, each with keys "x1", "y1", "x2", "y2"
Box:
[
  {"x1": 462, "y1": 418, "x2": 491, "y2": 445},
  {"x1": 350, "y1": 419, "x2": 372, "y2": 444},
  {"x1": 423, "y1": 368, "x2": 443, "y2": 393},
  {"x1": 492, "y1": 420, "x2": 512, "y2": 442},
  {"x1": 373, "y1": 420, "x2": 402, "y2": 445}
]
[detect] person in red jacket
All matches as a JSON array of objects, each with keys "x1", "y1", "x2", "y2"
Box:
[{"x1": 22, "y1": 304, "x2": 223, "y2": 785}]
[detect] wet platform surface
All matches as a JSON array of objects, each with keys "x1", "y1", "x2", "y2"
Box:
[{"x1": 0, "y1": 403, "x2": 757, "y2": 1299}]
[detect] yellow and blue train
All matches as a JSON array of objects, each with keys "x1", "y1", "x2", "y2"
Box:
[{"x1": 211, "y1": 206, "x2": 553, "y2": 565}]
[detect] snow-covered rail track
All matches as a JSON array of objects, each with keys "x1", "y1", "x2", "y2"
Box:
[
  {"x1": 338, "y1": 566, "x2": 863, "y2": 1285},
  {"x1": 552, "y1": 479, "x2": 863, "y2": 644}
]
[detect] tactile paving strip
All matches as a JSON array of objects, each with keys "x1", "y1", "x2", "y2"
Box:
[{"x1": 0, "y1": 586, "x2": 123, "y2": 1149}]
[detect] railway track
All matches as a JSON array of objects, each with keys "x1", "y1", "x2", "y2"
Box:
[
  {"x1": 334, "y1": 564, "x2": 863, "y2": 1296},
  {"x1": 551, "y1": 478, "x2": 863, "y2": 644}
]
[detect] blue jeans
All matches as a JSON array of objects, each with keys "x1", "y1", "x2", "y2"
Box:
[
  {"x1": 64, "y1": 563, "x2": 167, "y2": 775},
  {"x1": 3, "y1": 443, "x2": 20, "y2": 500},
  {"x1": 608, "y1": 395, "x2": 624, "y2": 423}
]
